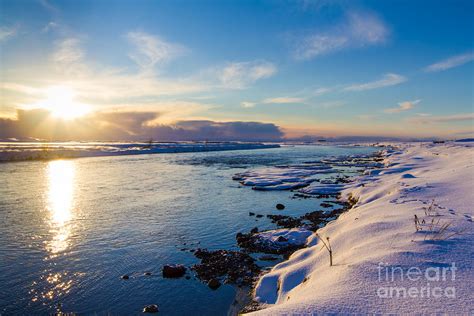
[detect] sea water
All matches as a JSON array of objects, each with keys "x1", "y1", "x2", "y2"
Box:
[{"x1": 0, "y1": 144, "x2": 377, "y2": 315}]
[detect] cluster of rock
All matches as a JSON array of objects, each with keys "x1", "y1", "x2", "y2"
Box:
[{"x1": 191, "y1": 249, "x2": 261, "y2": 288}]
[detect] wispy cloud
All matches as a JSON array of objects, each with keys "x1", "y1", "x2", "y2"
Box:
[
  {"x1": 42, "y1": 21, "x2": 59, "y2": 33},
  {"x1": 126, "y1": 31, "x2": 187, "y2": 70},
  {"x1": 263, "y1": 97, "x2": 305, "y2": 104},
  {"x1": 312, "y1": 87, "x2": 332, "y2": 96},
  {"x1": 424, "y1": 52, "x2": 474, "y2": 72},
  {"x1": 384, "y1": 99, "x2": 420, "y2": 113},
  {"x1": 241, "y1": 101, "x2": 256, "y2": 108},
  {"x1": 51, "y1": 37, "x2": 89, "y2": 75},
  {"x1": 39, "y1": 0, "x2": 60, "y2": 14},
  {"x1": 293, "y1": 11, "x2": 389, "y2": 60},
  {"x1": 407, "y1": 113, "x2": 474, "y2": 124},
  {"x1": 53, "y1": 38, "x2": 84, "y2": 65},
  {"x1": 344, "y1": 73, "x2": 406, "y2": 91},
  {"x1": 218, "y1": 60, "x2": 277, "y2": 89},
  {"x1": 0, "y1": 26, "x2": 17, "y2": 42},
  {"x1": 295, "y1": 36, "x2": 348, "y2": 60}
]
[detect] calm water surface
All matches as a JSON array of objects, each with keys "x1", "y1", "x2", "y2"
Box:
[{"x1": 0, "y1": 145, "x2": 376, "y2": 315}]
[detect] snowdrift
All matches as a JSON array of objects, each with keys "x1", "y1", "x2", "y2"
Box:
[{"x1": 250, "y1": 142, "x2": 474, "y2": 314}]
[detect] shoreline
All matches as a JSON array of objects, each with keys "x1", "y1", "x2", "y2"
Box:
[
  {"x1": 247, "y1": 142, "x2": 474, "y2": 314},
  {"x1": 223, "y1": 146, "x2": 385, "y2": 314},
  {"x1": 0, "y1": 142, "x2": 280, "y2": 163}
]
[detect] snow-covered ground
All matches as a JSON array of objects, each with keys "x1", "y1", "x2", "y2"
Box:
[
  {"x1": 250, "y1": 142, "x2": 474, "y2": 314},
  {"x1": 0, "y1": 142, "x2": 279, "y2": 162},
  {"x1": 254, "y1": 228, "x2": 313, "y2": 252}
]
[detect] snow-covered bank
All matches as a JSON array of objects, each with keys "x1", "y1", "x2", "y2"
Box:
[
  {"x1": 0, "y1": 142, "x2": 279, "y2": 162},
  {"x1": 250, "y1": 142, "x2": 474, "y2": 314}
]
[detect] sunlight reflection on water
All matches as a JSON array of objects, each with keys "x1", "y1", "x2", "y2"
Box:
[
  {"x1": 29, "y1": 160, "x2": 79, "y2": 306},
  {"x1": 46, "y1": 160, "x2": 75, "y2": 254}
]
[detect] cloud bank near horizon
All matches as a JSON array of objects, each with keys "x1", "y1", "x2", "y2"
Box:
[{"x1": 0, "y1": 109, "x2": 284, "y2": 142}]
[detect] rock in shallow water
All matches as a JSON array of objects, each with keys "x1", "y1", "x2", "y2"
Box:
[
  {"x1": 192, "y1": 249, "x2": 260, "y2": 286},
  {"x1": 207, "y1": 278, "x2": 221, "y2": 290},
  {"x1": 162, "y1": 264, "x2": 186, "y2": 278},
  {"x1": 121, "y1": 275, "x2": 129, "y2": 280},
  {"x1": 143, "y1": 304, "x2": 159, "y2": 313},
  {"x1": 276, "y1": 203, "x2": 285, "y2": 210}
]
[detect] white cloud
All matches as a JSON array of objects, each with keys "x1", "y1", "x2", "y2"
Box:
[
  {"x1": 51, "y1": 37, "x2": 89, "y2": 76},
  {"x1": 344, "y1": 73, "x2": 406, "y2": 91},
  {"x1": 126, "y1": 31, "x2": 186, "y2": 69},
  {"x1": 263, "y1": 97, "x2": 305, "y2": 104},
  {"x1": 424, "y1": 52, "x2": 474, "y2": 72},
  {"x1": 293, "y1": 11, "x2": 389, "y2": 60},
  {"x1": 384, "y1": 99, "x2": 421, "y2": 113},
  {"x1": 312, "y1": 87, "x2": 331, "y2": 96},
  {"x1": 348, "y1": 11, "x2": 388, "y2": 44},
  {"x1": 39, "y1": 0, "x2": 60, "y2": 14},
  {"x1": 42, "y1": 21, "x2": 59, "y2": 33},
  {"x1": 241, "y1": 101, "x2": 256, "y2": 108},
  {"x1": 1, "y1": 83, "x2": 43, "y2": 95},
  {"x1": 407, "y1": 113, "x2": 474, "y2": 124},
  {"x1": 296, "y1": 36, "x2": 348, "y2": 60},
  {"x1": 53, "y1": 38, "x2": 84, "y2": 65},
  {"x1": 219, "y1": 61, "x2": 277, "y2": 89},
  {"x1": 0, "y1": 26, "x2": 17, "y2": 42}
]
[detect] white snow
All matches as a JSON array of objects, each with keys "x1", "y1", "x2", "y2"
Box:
[
  {"x1": 234, "y1": 154, "x2": 379, "y2": 192},
  {"x1": 249, "y1": 142, "x2": 474, "y2": 314},
  {"x1": 256, "y1": 228, "x2": 313, "y2": 247},
  {"x1": 234, "y1": 166, "x2": 335, "y2": 191}
]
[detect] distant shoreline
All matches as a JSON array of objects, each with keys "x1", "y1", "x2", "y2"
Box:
[{"x1": 0, "y1": 142, "x2": 280, "y2": 163}]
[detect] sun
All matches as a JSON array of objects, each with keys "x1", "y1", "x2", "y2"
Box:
[{"x1": 42, "y1": 86, "x2": 91, "y2": 120}]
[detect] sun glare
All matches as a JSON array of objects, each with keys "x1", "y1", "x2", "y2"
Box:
[{"x1": 41, "y1": 86, "x2": 91, "y2": 120}]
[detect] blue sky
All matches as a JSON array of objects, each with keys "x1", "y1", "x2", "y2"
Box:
[{"x1": 0, "y1": 0, "x2": 473, "y2": 139}]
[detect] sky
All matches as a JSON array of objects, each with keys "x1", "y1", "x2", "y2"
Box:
[{"x1": 0, "y1": 0, "x2": 473, "y2": 141}]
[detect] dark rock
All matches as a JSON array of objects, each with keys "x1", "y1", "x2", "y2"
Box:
[
  {"x1": 192, "y1": 249, "x2": 260, "y2": 286},
  {"x1": 207, "y1": 278, "x2": 221, "y2": 290},
  {"x1": 185, "y1": 276, "x2": 191, "y2": 280},
  {"x1": 276, "y1": 203, "x2": 285, "y2": 210},
  {"x1": 277, "y1": 236, "x2": 288, "y2": 242},
  {"x1": 266, "y1": 214, "x2": 302, "y2": 228},
  {"x1": 320, "y1": 202, "x2": 333, "y2": 208},
  {"x1": 162, "y1": 264, "x2": 186, "y2": 278},
  {"x1": 121, "y1": 275, "x2": 129, "y2": 280},
  {"x1": 249, "y1": 212, "x2": 255, "y2": 216},
  {"x1": 143, "y1": 304, "x2": 159, "y2": 313},
  {"x1": 255, "y1": 214, "x2": 263, "y2": 218},
  {"x1": 144, "y1": 272, "x2": 152, "y2": 276},
  {"x1": 250, "y1": 227, "x2": 259, "y2": 234}
]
